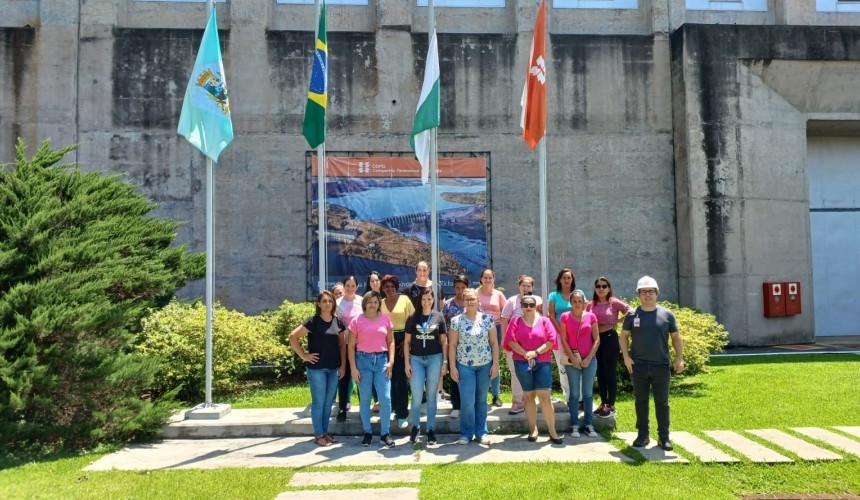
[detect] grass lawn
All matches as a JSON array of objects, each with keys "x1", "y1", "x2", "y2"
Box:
[{"x1": 2, "y1": 354, "x2": 859, "y2": 499}]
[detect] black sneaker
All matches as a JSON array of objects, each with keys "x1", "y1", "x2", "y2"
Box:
[
  {"x1": 594, "y1": 404, "x2": 610, "y2": 418},
  {"x1": 409, "y1": 426, "x2": 420, "y2": 444},
  {"x1": 381, "y1": 433, "x2": 396, "y2": 448},
  {"x1": 632, "y1": 435, "x2": 650, "y2": 448},
  {"x1": 336, "y1": 410, "x2": 347, "y2": 422},
  {"x1": 361, "y1": 433, "x2": 372, "y2": 447},
  {"x1": 427, "y1": 429, "x2": 437, "y2": 445},
  {"x1": 658, "y1": 439, "x2": 674, "y2": 451}
]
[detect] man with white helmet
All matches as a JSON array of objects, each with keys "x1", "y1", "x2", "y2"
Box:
[{"x1": 620, "y1": 276, "x2": 685, "y2": 451}]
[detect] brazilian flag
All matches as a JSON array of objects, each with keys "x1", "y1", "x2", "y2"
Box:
[{"x1": 303, "y1": 1, "x2": 327, "y2": 149}]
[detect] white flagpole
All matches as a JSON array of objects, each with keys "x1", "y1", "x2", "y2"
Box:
[
  {"x1": 203, "y1": 0, "x2": 215, "y2": 409},
  {"x1": 315, "y1": 0, "x2": 327, "y2": 294},
  {"x1": 429, "y1": 0, "x2": 439, "y2": 306},
  {"x1": 535, "y1": 0, "x2": 548, "y2": 302},
  {"x1": 539, "y1": 138, "x2": 548, "y2": 302}
]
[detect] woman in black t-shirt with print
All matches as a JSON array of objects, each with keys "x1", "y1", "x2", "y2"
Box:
[
  {"x1": 404, "y1": 287, "x2": 448, "y2": 445},
  {"x1": 289, "y1": 290, "x2": 346, "y2": 447}
]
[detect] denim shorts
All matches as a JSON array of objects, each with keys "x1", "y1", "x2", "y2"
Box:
[{"x1": 513, "y1": 360, "x2": 552, "y2": 391}]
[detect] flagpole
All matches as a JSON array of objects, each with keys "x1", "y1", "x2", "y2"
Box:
[
  {"x1": 532, "y1": 0, "x2": 548, "y2": 301},
  {"x1": 314, "y1": 0, "x2": 327, "y2": 294},
  {"x1": 538, "y1": 0, "x2": 548, "y2": 302},
  {"x1": 318, "y1": 142, "x2": 327, "y2": 293},
  {"x1": 428, "y1": 0, "x2": 439, "y2": 306},
  {"x1": 539, "y1": 138, "x2": 548, "y2": 302},
  {"x1": 202, "y1": 0, "x2": 215, "y2": 409}
]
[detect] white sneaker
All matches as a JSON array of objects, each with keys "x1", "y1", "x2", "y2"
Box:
[
  {"x1": 449, "y1": 409, "x2": 460, "y2": 418},
  {"x1": 457, "y1": 436, "x2": 470, "y2": 445},
  {"x1": 584, "y1": 425, "x2": 598, "y2": 437},
  {"x1": 478, "y1": 435, "x2": 491, "y2": 445},
  {"x1": 570, "y1": 428, "x2": 580, "y2": 438}
]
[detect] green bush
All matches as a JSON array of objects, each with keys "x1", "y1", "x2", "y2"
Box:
[
  {"x1": 613, "y1": 298, "x2": 729, "y2": 390},
  {"x1": 137, "y1": 300, "x2": 289, "y2": 400},
  {"x1": 263, "y1": 299, "x2": 317, "y2": 378},
  {"x1": 0, "y1": 140, "x2": 202, "y2": 452}
]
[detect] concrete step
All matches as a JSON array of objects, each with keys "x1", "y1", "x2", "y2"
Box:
[{"x1": 162, "y1": 402, "x2": 600, "y2": 439}]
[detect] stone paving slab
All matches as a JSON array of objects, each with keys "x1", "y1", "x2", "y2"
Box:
[
  {"x1": 703, "y1": 431, "x2": 792, "y2": 463},
  {"x1": 748, "y1": 429, "x2": 842, "y2": 461},
  {"x1": 162, "y1": 404, "x2": 573, "y2": 439},
  {"x1": 276, "y1": 487, "x2": 419, "y2": 500},
  {"x1": 614, "y1": 432, "x2": 687, "y2": 463},
  {"x1": 85, "y1": 434, "x2": 630, "y2": 471},
  {"x1": 834, "y1": 426, "x2": 860, "y2": 439},
  {"x1": 670, "y1": 431, "x2": 739, "y2": 463},
  {"x1": 793, "y1": 427, "x2": 860, "y2": 458},
  {"x1": 289, "y1": 470, "x2": 422, "y2": 487}
]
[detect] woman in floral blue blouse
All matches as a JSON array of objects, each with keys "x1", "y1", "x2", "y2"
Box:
[{"x1": 448, "y1": 288, "x2": 499, "y2": 445}]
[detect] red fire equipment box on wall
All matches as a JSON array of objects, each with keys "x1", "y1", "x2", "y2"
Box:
[
  {"x1": 784, "y1": 282, "x2": 801, "y2": 316},
  {"x1": 763, "y1": 282, "x2": 785, "y2": 317}
]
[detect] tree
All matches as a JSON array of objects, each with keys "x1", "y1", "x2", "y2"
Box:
[{"x1": 0, "y1": 140, "x2": 204, "y2": 451}]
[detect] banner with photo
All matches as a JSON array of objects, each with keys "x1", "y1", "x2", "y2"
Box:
[{"x1": 310, "y1": 155, "x2": 489, "y2": 296}]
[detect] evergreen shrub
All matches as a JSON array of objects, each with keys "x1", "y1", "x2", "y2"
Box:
[{"x1": 0, "y1": 140, "x2": 203, "y2": 451}]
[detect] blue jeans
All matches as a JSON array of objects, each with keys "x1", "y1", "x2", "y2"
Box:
[
  {"x1": 458, "y1": 361, "x2": 491, "y2": 440},
  {"x1": 489, "y1": 324, "x2": 501, "y2": 399},
  {"x1": 356, "y1": 351, "x2": 392, "y2": 435},
  {"x1": 409, "y1": 353, "x2": 444, "y2": 430},
  {"x1": 565, "y1": 357, "x2": 598, "y2": 427},
  {"x1": 306, "y1": 367, "x2": 339, "y2": 436}
]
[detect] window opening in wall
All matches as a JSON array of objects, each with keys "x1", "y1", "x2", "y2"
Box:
[
  {"x1": 277, "y1": 0, "x2": 367, "y2": 7},
  {"x1": 278, "y1": 0, "x2": 367, "y2": 5},
  {"x1": 134, "y1": 0, "x2": 226, "y2": 3},
  {"x1": 686, "y1": 0, "x2": 767, "y2": 10},
  {"x1": 554, "y1": 0, "x2": 637, "y2": 8},
  {"x1": 816, "y1": 0, "x2": 860, "y2": 12},
  {"x1": 417, "y1": 0, "x2": 504, "y2": 6}
]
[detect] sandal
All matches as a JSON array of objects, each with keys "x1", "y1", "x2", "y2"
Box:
[
  {"x1": 323, "y1": 433, "x2": 339, "y2": 444},
  {"x1": 314, "y1": 435, "x2": 330, "y2": 447}
]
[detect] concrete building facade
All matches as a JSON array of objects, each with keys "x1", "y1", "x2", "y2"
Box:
[{"x1": 2, "y1": 0, "x2": 860, "y2": 345}]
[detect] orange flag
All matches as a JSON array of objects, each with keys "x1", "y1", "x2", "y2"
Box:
[{"x1": 520, "y1": 0, "x2": 547, "y2": 151}]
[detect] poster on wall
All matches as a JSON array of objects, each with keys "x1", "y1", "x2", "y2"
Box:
[{"x1": 310, "y1": 155, "x2": 489, "y2": 297}]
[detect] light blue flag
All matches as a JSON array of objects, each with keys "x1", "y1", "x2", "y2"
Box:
[{"x1": 178, "y1": 8, "x2": 234, "y2": 163}]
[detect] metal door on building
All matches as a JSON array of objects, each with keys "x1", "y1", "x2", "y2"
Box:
[{"x1": 807, "y1": 137, "x2": 860, "y2": 337}]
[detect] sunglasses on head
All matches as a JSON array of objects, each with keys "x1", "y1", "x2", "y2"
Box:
[{"x1": 595, "y1": 284, "x2": 609, "y2": 289}]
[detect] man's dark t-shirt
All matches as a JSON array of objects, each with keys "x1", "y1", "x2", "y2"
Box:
[{"x1": 622, "y1": 306, "x2": 678, "y2": 365}]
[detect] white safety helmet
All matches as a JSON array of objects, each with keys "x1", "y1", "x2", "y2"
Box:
[{"x1": 636, "y1": 276, "x2": 659, "y2": 292}]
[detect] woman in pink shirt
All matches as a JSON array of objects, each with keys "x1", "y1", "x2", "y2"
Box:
[
  {"x1": 560, "y1": 289, "x2": 600, "y2": 438},
  {"x1": 586, "y1": 276, "x2": 630, "y2": 418},
  {"x1": 476, "y1": 268, "x2": 506, "y2": 407},
  {"x1": 348, "y1": 291, "x2": 396, "y2": 448},
  {"x1": 503, "y1": 294, "x2": 562, "y2": 444}
]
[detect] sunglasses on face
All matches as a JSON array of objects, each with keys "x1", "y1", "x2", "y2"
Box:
[
  {"x1": 521, "y1": 303, "x2": 537, "y2": 309},
  {"x1": 595, "y1": 284, "x2": 609, "y2": 289}
]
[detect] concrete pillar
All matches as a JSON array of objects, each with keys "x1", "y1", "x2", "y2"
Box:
[{"x1": 35, "y1": 0, "x2": 79, "y2": 160}]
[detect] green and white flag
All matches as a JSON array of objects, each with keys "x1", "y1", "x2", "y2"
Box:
[{"x1": 410, "y1": 30, "x2": 440, "y2": 185}]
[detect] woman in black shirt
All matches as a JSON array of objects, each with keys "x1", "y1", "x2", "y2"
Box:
[
  {"x1": 289, "y1": 290, "x2": 346, "y2": 447},
  {"x1": 404, "y1": 287, "x2": 448, "y2": 445}
]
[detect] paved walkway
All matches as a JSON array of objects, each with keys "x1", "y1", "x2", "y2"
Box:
[{"x1": 86, "y1": 426, "x2": 860, "y2": 472}]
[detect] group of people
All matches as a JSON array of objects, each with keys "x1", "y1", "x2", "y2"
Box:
[{"x1": 289, "y1": 263, "x2": 684, "y2": 451}]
